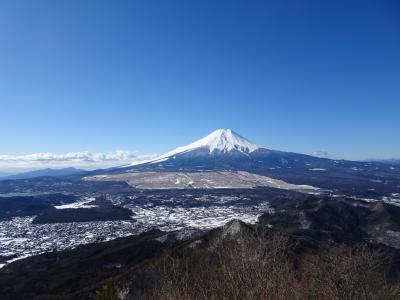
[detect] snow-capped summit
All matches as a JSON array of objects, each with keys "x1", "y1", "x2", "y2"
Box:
[
  {"x1": 122, "y1": 129, "x2": 263, "y2": 167},
  {"x1": 159, "y1": 129, "x2": 262, "y2": 159}
]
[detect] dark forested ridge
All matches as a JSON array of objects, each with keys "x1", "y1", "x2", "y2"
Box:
[{"x1": 2, "y1": 196, "x2": 400, "y2": 299}]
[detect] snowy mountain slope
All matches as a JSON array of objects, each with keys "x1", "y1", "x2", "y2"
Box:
[
  {"x1": 123, "y1": 129, "x2": 263, "y2": 167},
  {"x1": 158, "y1": 129, "x2": 261, "y2": 157},
  {"x1": 119, "y1": 128, "x2": 329, "y2": 171}
]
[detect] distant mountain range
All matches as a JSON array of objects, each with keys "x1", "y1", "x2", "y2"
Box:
[
  {"x1": 0, "y1": 167, "x2": 84, "y2": 180},
  {"x1": 0, "y1": 172, "x2": 14, "y2": 178},
  {"x1": 369, "y1": 158, "x2": 400, "y2": 165}
]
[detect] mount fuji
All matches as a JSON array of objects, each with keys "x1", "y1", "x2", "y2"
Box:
[
  {"x1": 88, "y1": 129, "x2": 400, "y2": 195},
  {"x1": 117, "y1": 128, "x2": 349, "y2": 174},
  {"x1": 153, "y1": 128, "x2": 261, "y2": 157},
  {"x1": 124, "y1": 129, "x2": 263, "y2": 166}
]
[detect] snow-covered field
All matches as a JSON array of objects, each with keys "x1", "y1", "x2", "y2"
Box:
[
  {"x1": 85, "y1": 171, "x2": 319, "y2": 192},
  {"x1": 0, "y1": 192, "x2": 274, "y2": 268},
  {"x1": 0, "y1": 217, "x2": 139, "y2": 267},
  {"x1": 125, "y1": 200, "x2": 273, "y2": 231},
  {"x1": 54, "y1": 197, "x2": 98, "y2": 209}
]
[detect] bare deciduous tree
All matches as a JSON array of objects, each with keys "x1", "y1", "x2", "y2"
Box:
[{"x1": 140, "y1": 230, "x2": 400, "y2": 300}]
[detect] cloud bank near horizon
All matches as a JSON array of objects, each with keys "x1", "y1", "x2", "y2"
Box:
[
  {"x1": 0, "y1": 150, "x2": 157, "y2": 173},
  {"x1": 312, "y1": 150, "x2": 330, "y2": 158}
]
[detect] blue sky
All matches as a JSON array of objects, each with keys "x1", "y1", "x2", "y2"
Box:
[{"x1": 0, "y1": 0, "x2": 399, "y2": 167}]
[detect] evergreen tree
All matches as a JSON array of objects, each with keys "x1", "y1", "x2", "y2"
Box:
[{"x1": 96, "y1": 281, "x2": 120, "y2": 300}]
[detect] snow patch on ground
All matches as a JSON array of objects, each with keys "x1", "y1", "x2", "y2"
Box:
[{"x1": 54, "y1": 197, "x2": 98, "y2": 209}]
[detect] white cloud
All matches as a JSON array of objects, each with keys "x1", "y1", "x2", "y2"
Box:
[
  {"x1": 312, "y1": 150, "x2": 329, "y2": 158},
  {"x1": 0, "y1": 150, "x2": 157, "y2": 172}
]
